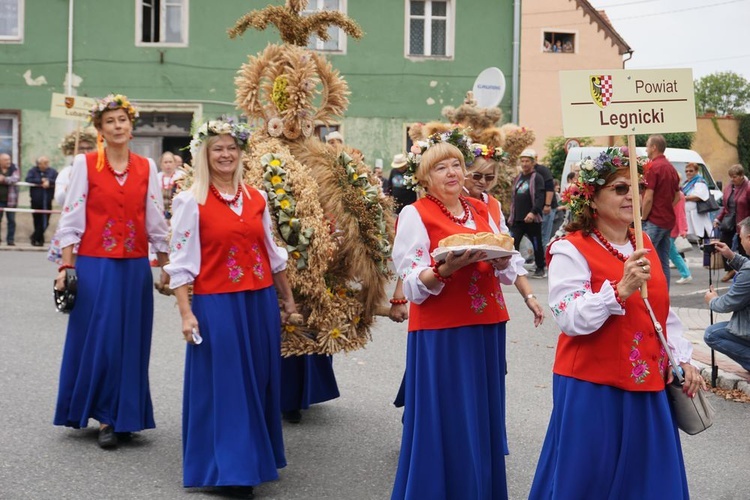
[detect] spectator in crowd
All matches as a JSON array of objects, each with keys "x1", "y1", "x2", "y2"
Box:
[
  {"x1": 704, "y1": 216, "x2": 750, "y2": 372},
  {"x1": 550, "y1": 178, "x2": 565, "y2": 237},
  {"x1": 553, "y1": 40, "x2": 562, "y2": 52},
  {"x1": 510, "y1": 151, "x2": 546, "y2": 278},
  {"x1": 682, "y1": 162, "x2": 713, "y2": 240},
  {"x1": 520, "y1": 149, "x2": 557, "y2": 249},
  {"x1": 562, "y1": 40, "x2": 573, "y2": 53},
  {"x1": 373, "y1": 164, "x2": 390, "y2": 193},
  {"x1": 671, "y1": 191, "x2": 693, "y2": 284},
  {"x1": 714, "y1": 164, "x2": 749, "y2": 282},
  {"x1": 388, "y1": 153, "x2": 417, "y2": 214},
  {"x1": 55, "y1": 128, "x2": 98, "y2": 206},
  {"x1": 0, "y1": 152, "x2": 19, "y2": 246},
  {"x1": 156, "y1": 151, "x2": 184, "y2": 221},
  {"x1": 26, "y1": 156, "x2": 58, "y2": 246},
  {"x1": 641, "y1": 134, "x2": 680, "y2": 287},
  {"x1": 325, "y1": 130, "x2": 344, "y2": 149},
  {"x1": 543, "y1": 40, "x2": 552, "y2": 52}
]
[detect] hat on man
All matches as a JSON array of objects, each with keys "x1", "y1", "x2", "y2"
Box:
[
  {"x1": 325, "y1": 131, "x2": 344, "y2": 143},
  {"x1": 391, "y1": 153, "x2": 408, "y2": 168},
  {"x1": 520, "y1": 148, "x2": 537, "y2": 159}
]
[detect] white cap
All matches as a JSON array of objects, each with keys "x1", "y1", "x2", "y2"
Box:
[{"x1": 520, "y1": 148, "x2": 537, "y2": 159}]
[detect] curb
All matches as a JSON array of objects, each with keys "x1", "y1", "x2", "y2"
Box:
[{"x1": 693, "y1": 360, "x2": 750, "y2": 396}]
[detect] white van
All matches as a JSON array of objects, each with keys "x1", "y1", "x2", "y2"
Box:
[{"x1": 560, "y1": 147, "x2": 723, "y2": 204}]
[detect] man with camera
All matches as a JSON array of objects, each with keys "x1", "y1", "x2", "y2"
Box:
[{"x1": 704, "y1": 216, "x2": 750, "y2": 372}]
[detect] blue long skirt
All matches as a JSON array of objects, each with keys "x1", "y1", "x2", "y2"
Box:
[
  {"x1": 280, "y1": 354, "x2": 340, "y2": 412},
  {"x1": 54, "y1": 256, "x2": 155, "y2": 432},
  {"x1": 183, "y1": 287, "x2": 286, "y2": 488},
  {"x1": 392, "y1": 323, "x2": 508, "y2": 500},
  {"x1": 529, "y1": 375, "x2": 689, "y2": 500}
]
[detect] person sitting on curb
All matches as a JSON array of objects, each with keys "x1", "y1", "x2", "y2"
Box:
[{"x1": 704, "y1": 216, "x2": 750, "y2": 372}]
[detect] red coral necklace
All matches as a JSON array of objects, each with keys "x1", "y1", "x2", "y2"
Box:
[
  {"x1": 106, "y1": 153, "x2": 131, "y2": 178},
  {"x1": 592, "y1": 228, "x2": 636, "y2": 262},
  {"x1": 210, "y1": 183, "x2": 242, "y2": 205},
  {"x1": 426, "y1": 194, "x2": 471, "y2": 225}
]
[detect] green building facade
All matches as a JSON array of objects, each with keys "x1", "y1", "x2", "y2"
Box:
[{"x1": 0, "y1": 0, "x2": 514, "y2": 171}]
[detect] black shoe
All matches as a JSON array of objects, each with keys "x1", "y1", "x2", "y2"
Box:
[
  {"x1": 282, "y1": 410, "x2": 302, "y2": 423},
  {"x1": 98, "y1": 426, "x2": 118, "y2": 449},
  {"x1": 531, "y1": 268, "x2": 547, "y2": 279},
  {"x1": 115, "y1": 431, "x2": 133, "y2": 442},
  {"x1": 6, "y1": 242, "x2": 14, "y2": 246},
  {"x1": 220, "y1": 486, "x2": 254, "y2": 499}
]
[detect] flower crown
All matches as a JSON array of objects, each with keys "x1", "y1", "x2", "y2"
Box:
[
  {"x1": 59, "y1": 127, "x2": 98, "y2": 155},
  {"x1": 561, "y1": 146, "x2": 650, "y2": 217},
  {"x1": 189, "y1": 118, "x2": 252, "y2": 157},
  {"x1": 404, "y1": 127, "x2": 474, "y2": 191},
  {"x1": 89, "y1": 94, "x2": 138, "y2": 124},
  {"x1": 471, "y1": 143, "x2": 507, "y2": 164}
]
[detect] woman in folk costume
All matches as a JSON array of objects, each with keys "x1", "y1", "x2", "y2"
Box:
[
  {"x1": 155, "y1": 151, "x2": 184, "y2": 220},
  {"x1": 391, "y1": 142, "x2": 524, "y2": 499},
  {"x1": 52, "y1": 94, "x2": 170, "y2": 449},
  {"x1": 165, "y1": 120, "x2": 296, "y2": 499},
  {"x1": 529, "y1": 148, "x2": 705, "y2": 499}
]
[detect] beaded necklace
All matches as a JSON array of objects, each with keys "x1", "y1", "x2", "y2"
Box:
[
  {"x1": 591, "y1": 228, "x2": 636, "y2": 262},
  {"x1": 106, "y1": 153, "x2": 131, "y2": 178},
  {"x1": 425, "y1": 194, "x2": 471, "y2": 225},
  {"x1": 209, "y1": 183, "x2": 242, "y2": 205}
]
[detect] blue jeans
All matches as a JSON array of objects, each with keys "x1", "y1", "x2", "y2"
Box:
[
  {"x1": 541, "y1": 209, "x2": 557, "y2": 248},
  {"x1": 704, "y1": 321, "x2": 750, "y2": 371},
  {"x1": 643, "y1": 221, "x2": 672, "y2": 288},
  {"x1": 668, "y1": 238, "x2": 691, "y2": 279},
  {"x1": 0, "y1": 201, "x2": 15, "y2": 244}
]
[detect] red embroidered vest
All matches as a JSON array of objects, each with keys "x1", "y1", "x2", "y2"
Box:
[
  {"x1": 78, "y1": 152, "x2": 150, "y2": 258},
  {"x1": 553, "y1": 231, "x2": 671, "y2": 391},
  {"x1": 408, "y1": 198, "x2": 510, "y2": 331},
  {"x1": 193, "y1": 186, "x2": 274, "y2": 295}
]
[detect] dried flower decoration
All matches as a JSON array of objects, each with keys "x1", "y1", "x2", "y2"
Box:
[
  {"x1": 403, "y1": 127, "x2": 474, "y2": 191},
  {"x1": 189, "y1": 118, "x2": 252, "y2": 157}
]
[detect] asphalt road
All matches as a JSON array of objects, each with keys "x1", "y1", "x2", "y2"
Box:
[{"x1": 1, "y1": 251, "x2": 748, "y2": 499}]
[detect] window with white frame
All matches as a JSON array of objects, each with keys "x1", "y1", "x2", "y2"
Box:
[
  {"x1": 137, "y1": 0, "x2": 188, "y2": 46},
  {"x1": 304, "y1": 0, "x2": 346, "y2": 53},
  {"x1": 0, "y1": 0, "x2": 23, "y2": 42},
  {"x1": 407, "y1": 0, "x2": 453, "y2": 58},
  {"x1": 0, "y1": 112, "x2": 20, "y2": 165}
]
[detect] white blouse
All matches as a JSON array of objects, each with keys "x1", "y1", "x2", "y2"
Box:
[
  {"x1": 393, "y1": 203, "x2": 527, "y2": 305},
  {"x1": 53, "y1": 154, "x2": 169, "y2": 253},
  {"x1": 165, "y1": 189, "x2": 288, "y2": 289},
  {"x1": 548, "y1": 237, "x2": 692, "y2": 363}
]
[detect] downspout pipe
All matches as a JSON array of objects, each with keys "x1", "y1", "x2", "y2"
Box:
[
  {"x1": 511, "y1": 0, "x2": 521, "y2": 124},
  {"x1": 66, "y1": 0, "x2": 74, "y2": 95}
]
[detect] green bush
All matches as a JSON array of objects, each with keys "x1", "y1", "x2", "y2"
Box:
[
  {"x1": 738, "y1": 114, "x2": 750, "y2": 174},
  {"x1": 543, "y1": 136, "x2": 594, "y2": 179}
]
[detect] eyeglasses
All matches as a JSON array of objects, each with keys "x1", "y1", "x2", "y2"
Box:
[
  {"x1": 604, "y1": 182, "x2": 646, "y2": 195},
  {"x1": 469, "y1": 172, "x2": 496, "y2": 182}
]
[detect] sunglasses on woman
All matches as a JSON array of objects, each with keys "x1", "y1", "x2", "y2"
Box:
[
  {"x1": 604, "y1": 182, "x2": 646, "y2": 195},
  {"x1": 469, "y1": 173, "x2": 496, "y2": 182}
]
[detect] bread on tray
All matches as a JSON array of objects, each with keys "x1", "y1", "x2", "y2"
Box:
[{"x1": 438, "y1": 232, "x2": 514, "y2": 250}]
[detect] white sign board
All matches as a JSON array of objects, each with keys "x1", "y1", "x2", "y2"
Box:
[
  {"x1": 472, "y1": 67, "x2": 506, "y2": 108},
  {"x1": 559, "y1": 68, "x2": 696, "y2": 137},
  {"x1": 50, "y1": 93, "x2": 97, "y2": 122}
]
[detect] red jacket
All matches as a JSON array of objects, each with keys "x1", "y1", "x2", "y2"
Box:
[{"x1": 716, "y1": 177, "x2": 750, "y2": 234}]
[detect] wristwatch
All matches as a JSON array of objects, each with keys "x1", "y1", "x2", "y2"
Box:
[{"x1": 524, "y1": 294, "x2": 536, "y2": 303}]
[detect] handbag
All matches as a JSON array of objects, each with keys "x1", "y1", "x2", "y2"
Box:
[
  {"x1": 53, "y1": 268, "x2": 77, "y2": 313},
  {"x1": 696, "y1": 196, "x2": 719, "y2": 214},
  {"x1": 673, "y1": 236, "x2": 693, "y2": 253},
  {"x1": 642, "y1": 297, "x2": 715, "y2": 435},
  {"x1": 720, "y1": 213, "x2": 736, "y2": 233}
]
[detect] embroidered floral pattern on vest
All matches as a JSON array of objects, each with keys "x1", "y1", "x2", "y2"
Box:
[
  {"x1": 491, "y1": 289, "x2": 506, "y2": 309},
  {"x1": 551, "y1": 280, "x2": 592, "y2": 317},
  {"x1": 171, "y1": 230, "x2": 191, "y2": 253},
  {"x1": 227, "y1": 246, "x2": 244, "y2": 283},
  {"x1": 102, "y1": 218, "x2": 117, "y2": 251},
  {"x1": 251, "y1": 243, "x2": 265, "y2": 280},
  {"x1": 658, "y1": 345, "x2": 667, "y2": 374},
  {"x1": 124, "y1": 220, "x2": 136, "y2": 252},
  {"x1": 468, "y1": 270, "x2": 488, "y2": 314},
  {"x1": 629, "y1": 331, "x2": 651, "y2": 384},
  {"x1": 63, "y1": 193, "x2": 86, "y2": 213}
]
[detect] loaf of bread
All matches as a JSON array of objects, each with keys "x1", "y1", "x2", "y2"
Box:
[{"x1": 438, "y1": 232, "x2": 514, "y2": 250}]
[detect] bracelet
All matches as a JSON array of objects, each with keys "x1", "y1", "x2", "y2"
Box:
[
  {"x1": 432, "y1": 262, "x2": 452, "y2": 283},
  {"x1": 523, "y1": 293, "x2": 536, "y2": 303},
  {"x1": 610, "y1": 279, "x2": 626, "y2": 308},
  {"x1": 58, "y1": 264, "x2": 75, "y2": 273},
  {"x1": 389, "y1": 297, "x2": 408, "y2": 305}
]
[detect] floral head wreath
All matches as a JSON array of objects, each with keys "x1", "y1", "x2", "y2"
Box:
[
  {"x1": 58, "y1": 127, "x2": 98, "y2": 156},
  {"x1": 189, "y1": 118, "x2": 252, "y2": 157},
  {"x1": 561, "y1": 146, "x2": 650, "y2": 218},
  {"x1": 470, "y1": 143, "x2": 507, "y2": 164},
  {"x1": 89, "y1": 94, "x2": 138, "y2": 125},
  {"x1": 403, "y1": 127, "x2": 474, "y2": 191}
]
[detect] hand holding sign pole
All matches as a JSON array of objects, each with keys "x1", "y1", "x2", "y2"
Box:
[{"x1": 560, "y1": 68, "x2": 697, "y2": 298}]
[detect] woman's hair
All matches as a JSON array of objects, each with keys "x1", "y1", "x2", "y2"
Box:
[
  {"x1": 190, "y1": 135, "x2": 245, "y2": 205},
  {"x1": 415, "y1": 142, "x2": 466, "y2": 189},
  {"x1": 565, "y1": 165, "x2": 629, "y2": 234},
  {"x1": 468, "y1": 156, "x2": 499, "y2": 174},
  {"x1": 685, "y1": 162, "x2": 699, "y2": 172},
  {"x1": 159, "y1": 151, "x2": 175, "y2": 167},
  {"x1": 728, "y1": 164, "x2": 745, "y2": 177}
]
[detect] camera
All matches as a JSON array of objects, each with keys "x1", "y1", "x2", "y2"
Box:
[{"x1": 702, "y1": 242, "x2": 715, "y2": 253}]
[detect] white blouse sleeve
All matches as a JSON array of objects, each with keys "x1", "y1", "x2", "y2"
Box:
[
  {"x1": 145, "y1": 159, "x2": 170, "y2": 253},
  {"x1": 548, "y1": 239, "x2": 624, "y2": 335},
  {"x1": 53, "y1": 155, "x2": 89, "y2": 249},
  {"x1": 54, "y1": 165, "x2": 72, "y2": 207},
  {"x1": 665, "y1": 309, "x2": 693, "y2": 364},
  {"x1": 486, "y1": 211, "x2": 526, "y2": 284},
  {"x1": 259, "y1": 190, "x2": 288, "y2": 273},
  {"x1": 164, "y1": 191, "x2": 201, "y2": 289},
  {"x1": 392, "y1": 205, "x2": 444, "y2": 304},
  {"x1": 691, "y1": 182, "x2": 710, "y2": 201}
]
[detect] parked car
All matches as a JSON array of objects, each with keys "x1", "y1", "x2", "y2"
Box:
[{"x1": 560, "y1": 146, "x2": 723, "y2": 204}]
